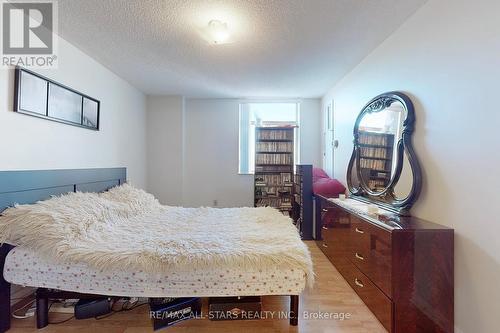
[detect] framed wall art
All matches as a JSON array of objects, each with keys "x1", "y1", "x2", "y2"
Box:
[{"x1": 14, "y1": 67, "x2": 100, "y2": 130}]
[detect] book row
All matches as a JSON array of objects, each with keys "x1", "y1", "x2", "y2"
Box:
[
  {"x1": 255, "y1": 187, "x2": 291, "y2": 197},
  {"x1": 360, "y1": 147, "x2": 389, "y2": 159},
  {"x1": 257, "y1": 129, "x2": 294, "y2": 140},
  {"x1": 255, "y1": 173, "x2": 292, "y2": 186},
  {"x1": 256, "y1": 141, "x2": 293, "y2": 152},
  {"x1": 360, "y1": 158, "x2": 387, "y2": 171},
  {"x1": 256, "y1": 153, "x2": 293, "y2": 165},
  {"x1": 368, "y1": 179, "x2": 387, "y2": 191},
  {"x1": 255, "y1": 197, "x2": 292, "y2": 209},
  {"x1": 358, "y1": 132, "x2": 391, "y2": 146}
]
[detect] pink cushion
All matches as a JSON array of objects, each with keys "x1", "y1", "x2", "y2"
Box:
[
  {"x1": 312, "y1": 167, "x2": 330, "y2": 183},
  {"x1": 313, "y1": 178, "x2": 346, "y2": 198}
]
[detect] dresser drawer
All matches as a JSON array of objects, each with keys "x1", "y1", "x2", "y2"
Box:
[
  {"x1": 317, "y1": 239, "x2": 331, "y2": 258},
  {"x1": 350, "y1": 216, "x2": 392, "y2": 298},
  {"x1": 345, "y1": 263, "x2": 393, "y2": 332},
  {"x1": 320, "y1": 222, "x2": 333, "y2": 242},
  {"x1": 318, "y1": 203, "x2": 351, "y2": 271}
]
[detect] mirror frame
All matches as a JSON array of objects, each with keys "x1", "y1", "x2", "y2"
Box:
[{"x1": 346, "y1": 91, "x2": 422, "y2": 215}]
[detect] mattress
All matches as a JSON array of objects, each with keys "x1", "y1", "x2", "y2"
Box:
[{"x1": 4, "y1": 247, "x2": 306, "y2": 297}]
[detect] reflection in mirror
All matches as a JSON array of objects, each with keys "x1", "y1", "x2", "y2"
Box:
[
  {"x1": 357, "y1": 101, "x2": 406, "y2": 193},
  {"x1": 394, "y1": 153, "x2": 413, "y2": 200}
]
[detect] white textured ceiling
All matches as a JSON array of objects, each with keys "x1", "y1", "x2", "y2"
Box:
[{"x1": 58, "y1": 0, "x2": 426, "y2": 97}]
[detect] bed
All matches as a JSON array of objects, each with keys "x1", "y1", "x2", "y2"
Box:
[{"x1": 0, "y1": 168, "x2": 310, "y2": 332}]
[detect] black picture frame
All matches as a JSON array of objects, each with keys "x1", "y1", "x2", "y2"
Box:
[{"x1": 13, "y1": 67, "x2": 100, "y2": 130}]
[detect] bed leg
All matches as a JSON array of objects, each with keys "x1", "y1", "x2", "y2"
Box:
[
  {"x1": 290, "y1": 295, "x2": 299, "y2": 326},
  {"x1": 36, "y1": 288, "x2": 49, "y2": 329},
  {"x1": 0, "y1": 245, "x2": 12, "y2": 333}
]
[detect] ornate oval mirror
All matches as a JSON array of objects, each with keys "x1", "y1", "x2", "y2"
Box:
[{"x1": 347, "y1": 91, "x2": 422, "y2": 215}]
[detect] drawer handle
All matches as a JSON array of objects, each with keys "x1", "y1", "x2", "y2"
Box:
[
  {"x1": 354, "y1": 278, "x2": 364, "y2": 288},
  {"x1": 355, "y1": 227, "x2": 364, "y2": 234},
  {"x1": 322, "y1": 243, "x2": 328, "y2": 248},
  {"x1": 322, "y1": 226, "x2": 328, "y2": 230},
  {"x1": 355, "y1": 252, "x2": 365, "y2": 261}
]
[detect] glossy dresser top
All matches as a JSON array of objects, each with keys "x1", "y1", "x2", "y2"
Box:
[{"x1": 316, "y1": 195, "x2": 453, "y2": 232}]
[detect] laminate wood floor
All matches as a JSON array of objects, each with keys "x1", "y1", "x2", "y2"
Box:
[{"x1": 9, "y1": 241, "x2": 386, "y2": 333}]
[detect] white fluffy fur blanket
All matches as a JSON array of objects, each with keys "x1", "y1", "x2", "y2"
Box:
[{"x1": 0, "y1": 185, "x2": 313, "y2": 286}]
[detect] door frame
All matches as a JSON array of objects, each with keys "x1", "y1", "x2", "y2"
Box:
[{"x1": 323, "y1": 100, "x2": 334, "y2": 177}]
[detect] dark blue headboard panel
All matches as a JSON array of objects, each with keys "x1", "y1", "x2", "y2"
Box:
[{"x1": 0, "y1": 168, "x2": 126, "y2": 213}]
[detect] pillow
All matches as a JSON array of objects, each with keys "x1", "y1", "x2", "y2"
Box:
[
  {"x1": 99, "y1": 183, "x2": 161, "y2": 213},
  {"x1": 312, "y1": 167, "x2": 330, "y2": 183},
  {"x1": 0, "y1": 185, "x2": 161, "y2": 249},
  {"x1": 313, "y1": 178, "x2": 346, "y2": 198},
  {"x1": 0, "y1": 191, "x2": 127, "y2": 247}
]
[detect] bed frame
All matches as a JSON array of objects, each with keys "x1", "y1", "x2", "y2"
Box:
[{"x1": 0, "y1": 168, "x2": 299, "y2": 332}]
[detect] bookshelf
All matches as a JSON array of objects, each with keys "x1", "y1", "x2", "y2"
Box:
[
  {"x1": 254, "y1": 127, "x2": 295, "y2": 214},
  {"x1": 358, "y1": 131, "x2": 395, "y2": 191},
  {"x1": 293, "y1": 164, "x2": 313, "y2": 240}
]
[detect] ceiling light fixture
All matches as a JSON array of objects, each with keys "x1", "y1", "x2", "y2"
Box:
[{"x1": 207, "y1": 20, "x2": 230, "y2": 44}]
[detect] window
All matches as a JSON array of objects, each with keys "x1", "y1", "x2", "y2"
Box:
[{"x1": 239, "y1": 102, "x2": 300, "y2": 174}]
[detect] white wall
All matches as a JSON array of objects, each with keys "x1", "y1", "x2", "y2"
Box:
[
  {"x1": 0, "y1": 35, "x2": 147, "y2": 304},
  {"x1": 0, "y1": 36, "x2": 147, "y2": 187},
  {"x1": 183, "y1": 99, "x2": 252, "y2": 207},
  {"x1": 299, "y1": 99, "x2": 322, "y2": 167},
  {"x1": 146, "y1": 98, "x2": 322, "y2": 207},
  {"x1": 321, "y1": 0, "x2": 500, "y2": 332},
  {"x1": 146, "y1": 96, "x2": 185, "y2": 205}
]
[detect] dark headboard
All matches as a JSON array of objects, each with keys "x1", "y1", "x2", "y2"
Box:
[
  {"x1": 0, "y1": 168, "x2": 126, "y2": 331},
  {"x1": 0, "y1": 168, "x2": 126, "y2": 213}
]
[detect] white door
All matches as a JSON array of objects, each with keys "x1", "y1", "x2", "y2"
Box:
[{"x1": 323, "y1": 101, "x2": 334, "y2": 177}]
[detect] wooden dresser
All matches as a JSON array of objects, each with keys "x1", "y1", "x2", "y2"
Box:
[{"x1": 315, "y1": 195, "x2": 453, "y2": 333}]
